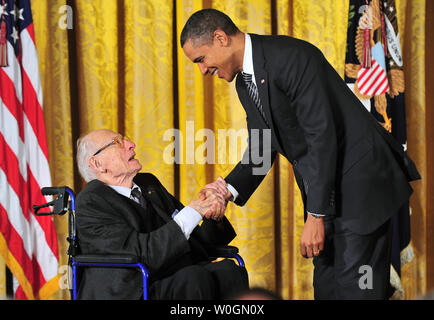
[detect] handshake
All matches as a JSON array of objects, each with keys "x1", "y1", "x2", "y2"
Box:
[{"x1": 188, "y1": 177, "x2": 232, "y2": 220}]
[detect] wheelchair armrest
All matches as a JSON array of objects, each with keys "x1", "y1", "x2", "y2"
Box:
[
  {"x1": 207, "y1": 245, "x2": 239, "y2": 257},
  {"x1": 74, "y1": 254, "x2": 139, "y2": 264}
]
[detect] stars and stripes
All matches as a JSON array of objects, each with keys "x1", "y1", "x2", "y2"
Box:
[
  {"x1": 0, "y1": 0, "x2": 59, "y2": 299},
  {"x1": 357, "y1": 58, "x2": 390, "y2": 96}
]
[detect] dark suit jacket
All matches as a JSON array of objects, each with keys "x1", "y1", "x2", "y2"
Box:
[
  {"x1": 225, "y1": 34, "x2": 420, "y2": 235},
  {"x1": 75, "y1": 172, "x2": 236, "y2": 299}
]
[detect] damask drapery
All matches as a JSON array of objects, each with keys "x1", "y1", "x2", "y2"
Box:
[{"x1": 0, "y1": 0, "x2": 431, "y2": 300}]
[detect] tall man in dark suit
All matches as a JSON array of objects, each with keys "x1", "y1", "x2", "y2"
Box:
[
  {"x1": 75, "y1": 129, "x2": 248, "y2": 299},
  {"x1": 181, "y1": 9, "x2": 420, "y2": 299}
]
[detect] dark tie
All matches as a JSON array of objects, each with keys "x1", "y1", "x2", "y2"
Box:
[
  {"x1": 131, "y1": 187, "x2": 147, "y2": 209},
  {"x1": 242, "y1": 72, "x2": 269, "y2": 126}
]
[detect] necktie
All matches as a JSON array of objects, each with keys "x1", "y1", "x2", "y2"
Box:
[
  {"x1": 242, "y1": 72, "x2": 269, "y2": 127},
  {"x1": 131, "y1": 187, "x2": 147, "y2": 209}
]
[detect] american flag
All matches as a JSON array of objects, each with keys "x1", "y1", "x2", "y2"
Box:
[
  {"x1": 357, "y1": 58, "x2": 390, "y2": 96},
  {"x1": 346, "y1": 0, "x2": 413, "y2": 299},
  {"x1": 0, "y1": 0, "x2": 59, "y2": 299}
]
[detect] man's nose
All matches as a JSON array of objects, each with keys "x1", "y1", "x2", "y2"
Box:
[
  {"x1": 124, "y1": 139, "x2": 135, "y2": 150},
  {"x1": 198, "y1": 63, "x2": 208, "y2": 75}
]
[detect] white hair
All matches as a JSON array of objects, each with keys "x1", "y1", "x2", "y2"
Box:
[{"x1": 76, "y1": 134, "x2": 98, "y2": 182}]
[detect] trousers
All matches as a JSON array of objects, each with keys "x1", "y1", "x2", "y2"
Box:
[
  {"x1": 149, "y1": 259, "x2": 249, "y2": 299},
  {"x1": 313, "y1": 215, "x2": 393, "y2": 300}
]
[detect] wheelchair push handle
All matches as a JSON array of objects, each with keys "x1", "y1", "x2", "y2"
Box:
[
  {"x1": 41, "y1": 186, "x2": 67, "y2": 196},
  {"x1": 33, "y1": 186, "x2": 75, "y2": 216}
]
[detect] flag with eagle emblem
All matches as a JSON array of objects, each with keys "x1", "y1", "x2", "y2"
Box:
[{"x1": 345, "y1": 0, "x2": 413, "y2": 300}]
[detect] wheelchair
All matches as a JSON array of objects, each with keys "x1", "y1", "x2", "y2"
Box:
[{"x1": 33, "y1": 186, "x2": 245, "y2": 300}]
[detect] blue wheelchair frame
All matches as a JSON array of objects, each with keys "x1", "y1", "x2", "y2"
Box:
[{"x1": 33, "y1": 186, "x2": 245, "y2": 300}]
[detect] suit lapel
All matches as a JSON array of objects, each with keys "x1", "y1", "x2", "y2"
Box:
[
  {"x1": 248, "y1": 34, "x2": 284, "y2": 153},
  {"x1": 95, "y1": 182, "x2": 146, "y2": 228},
  {"x1": 250, "y1": 34, "x2": 274, "y2": 130},
  {"x1": 138, "y1": 179, "x2": 208, "y2": 260},
  {"x1": 141, "y1": 185, "x2": 172, "y2": 223},
  {"x1": 254, "y1": 71, "x2": 273, "y2": 127}
]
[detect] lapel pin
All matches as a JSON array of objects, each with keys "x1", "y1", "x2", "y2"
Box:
[{"x1": 261, "y1": 79, "x2": 265, "y2": 84}]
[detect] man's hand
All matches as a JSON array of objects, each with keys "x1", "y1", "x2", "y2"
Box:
[
  {"x1": 300, "y1": 213, "x2": 325, "y2": 258},
  {"x1": 199, "y1": 177, "x2": 232, "y2": 200},
  {"x1": 197, "y1": 177, "x2": 232, "y2": 220},
  {"x1": 189, "y1": 188, "x2": 226, "y2": 219}
]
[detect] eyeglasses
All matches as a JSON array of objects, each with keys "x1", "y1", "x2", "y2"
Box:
[{"x1": 92, "y1": 135, "x2": 131, "y2": 156}]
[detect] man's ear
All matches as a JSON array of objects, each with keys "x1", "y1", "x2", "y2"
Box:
[
  {"x1": 89, "y1": 156, "x2": 105, "y2": 173},
  {"x1": 213, "y1": 29, "x2": 230, "y2": 47}
]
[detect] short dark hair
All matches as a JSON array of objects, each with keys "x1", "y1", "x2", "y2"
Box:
[{"x1": 180, "y1": 9, "x2": 239, "y2": 47}]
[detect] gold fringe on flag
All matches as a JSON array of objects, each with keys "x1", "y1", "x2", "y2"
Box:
[
  {"x1": 0, "y1": 18, "x2": 8, "y2": 67},
  {"x1": 362, "y1": 0, "x2": 372, "y2": 68}
]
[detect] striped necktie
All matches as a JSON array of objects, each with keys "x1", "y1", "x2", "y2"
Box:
[
  {"x1": 242, "y1": 72, "x2": 269, "y2": 126},
  {"x1": 131, "y1": 187, "x2": 147, "y2": 209}
]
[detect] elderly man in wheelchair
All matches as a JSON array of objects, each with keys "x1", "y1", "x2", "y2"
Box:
[{"x1": 70, "y1": 129, "x2": 248, "y2": 300}]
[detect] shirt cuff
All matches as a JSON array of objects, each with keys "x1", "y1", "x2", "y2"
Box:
[
  {"x1": 173, "y1": 206, "x2": 203, "y2": 240},
  {"x1": 226, "y1": 183, "x2": 239, "y2": 202},
  {"x1": 308, "y1": 212, "x2": 326, "y2": 218}
]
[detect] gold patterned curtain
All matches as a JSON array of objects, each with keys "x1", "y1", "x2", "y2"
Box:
[{"x1": 1, "y1": 0, "x2": 431, "y2": 300}]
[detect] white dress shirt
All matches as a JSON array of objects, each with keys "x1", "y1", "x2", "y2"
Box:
[
  {"x1": 109, "y1": 183, "x2": 202, "y2": 240},
  {"x1": 242, "y1": 33, "x2": 256, "y2": 85}
]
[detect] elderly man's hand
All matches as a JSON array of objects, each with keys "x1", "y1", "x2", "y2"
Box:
[
  {"x1": 198, "y1": 177, "x2": 232, "y2": 220},
  {"x1": 189, "y1": 188, "x2": 227, "y2": 220}
]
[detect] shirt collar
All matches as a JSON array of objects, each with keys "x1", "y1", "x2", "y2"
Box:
[
  {"x1": 242, "y1": 33, "x2": 255, "y2": 83},
  {"x1": 109, "y1": 182, "x2": 141, "y2": 199}
]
